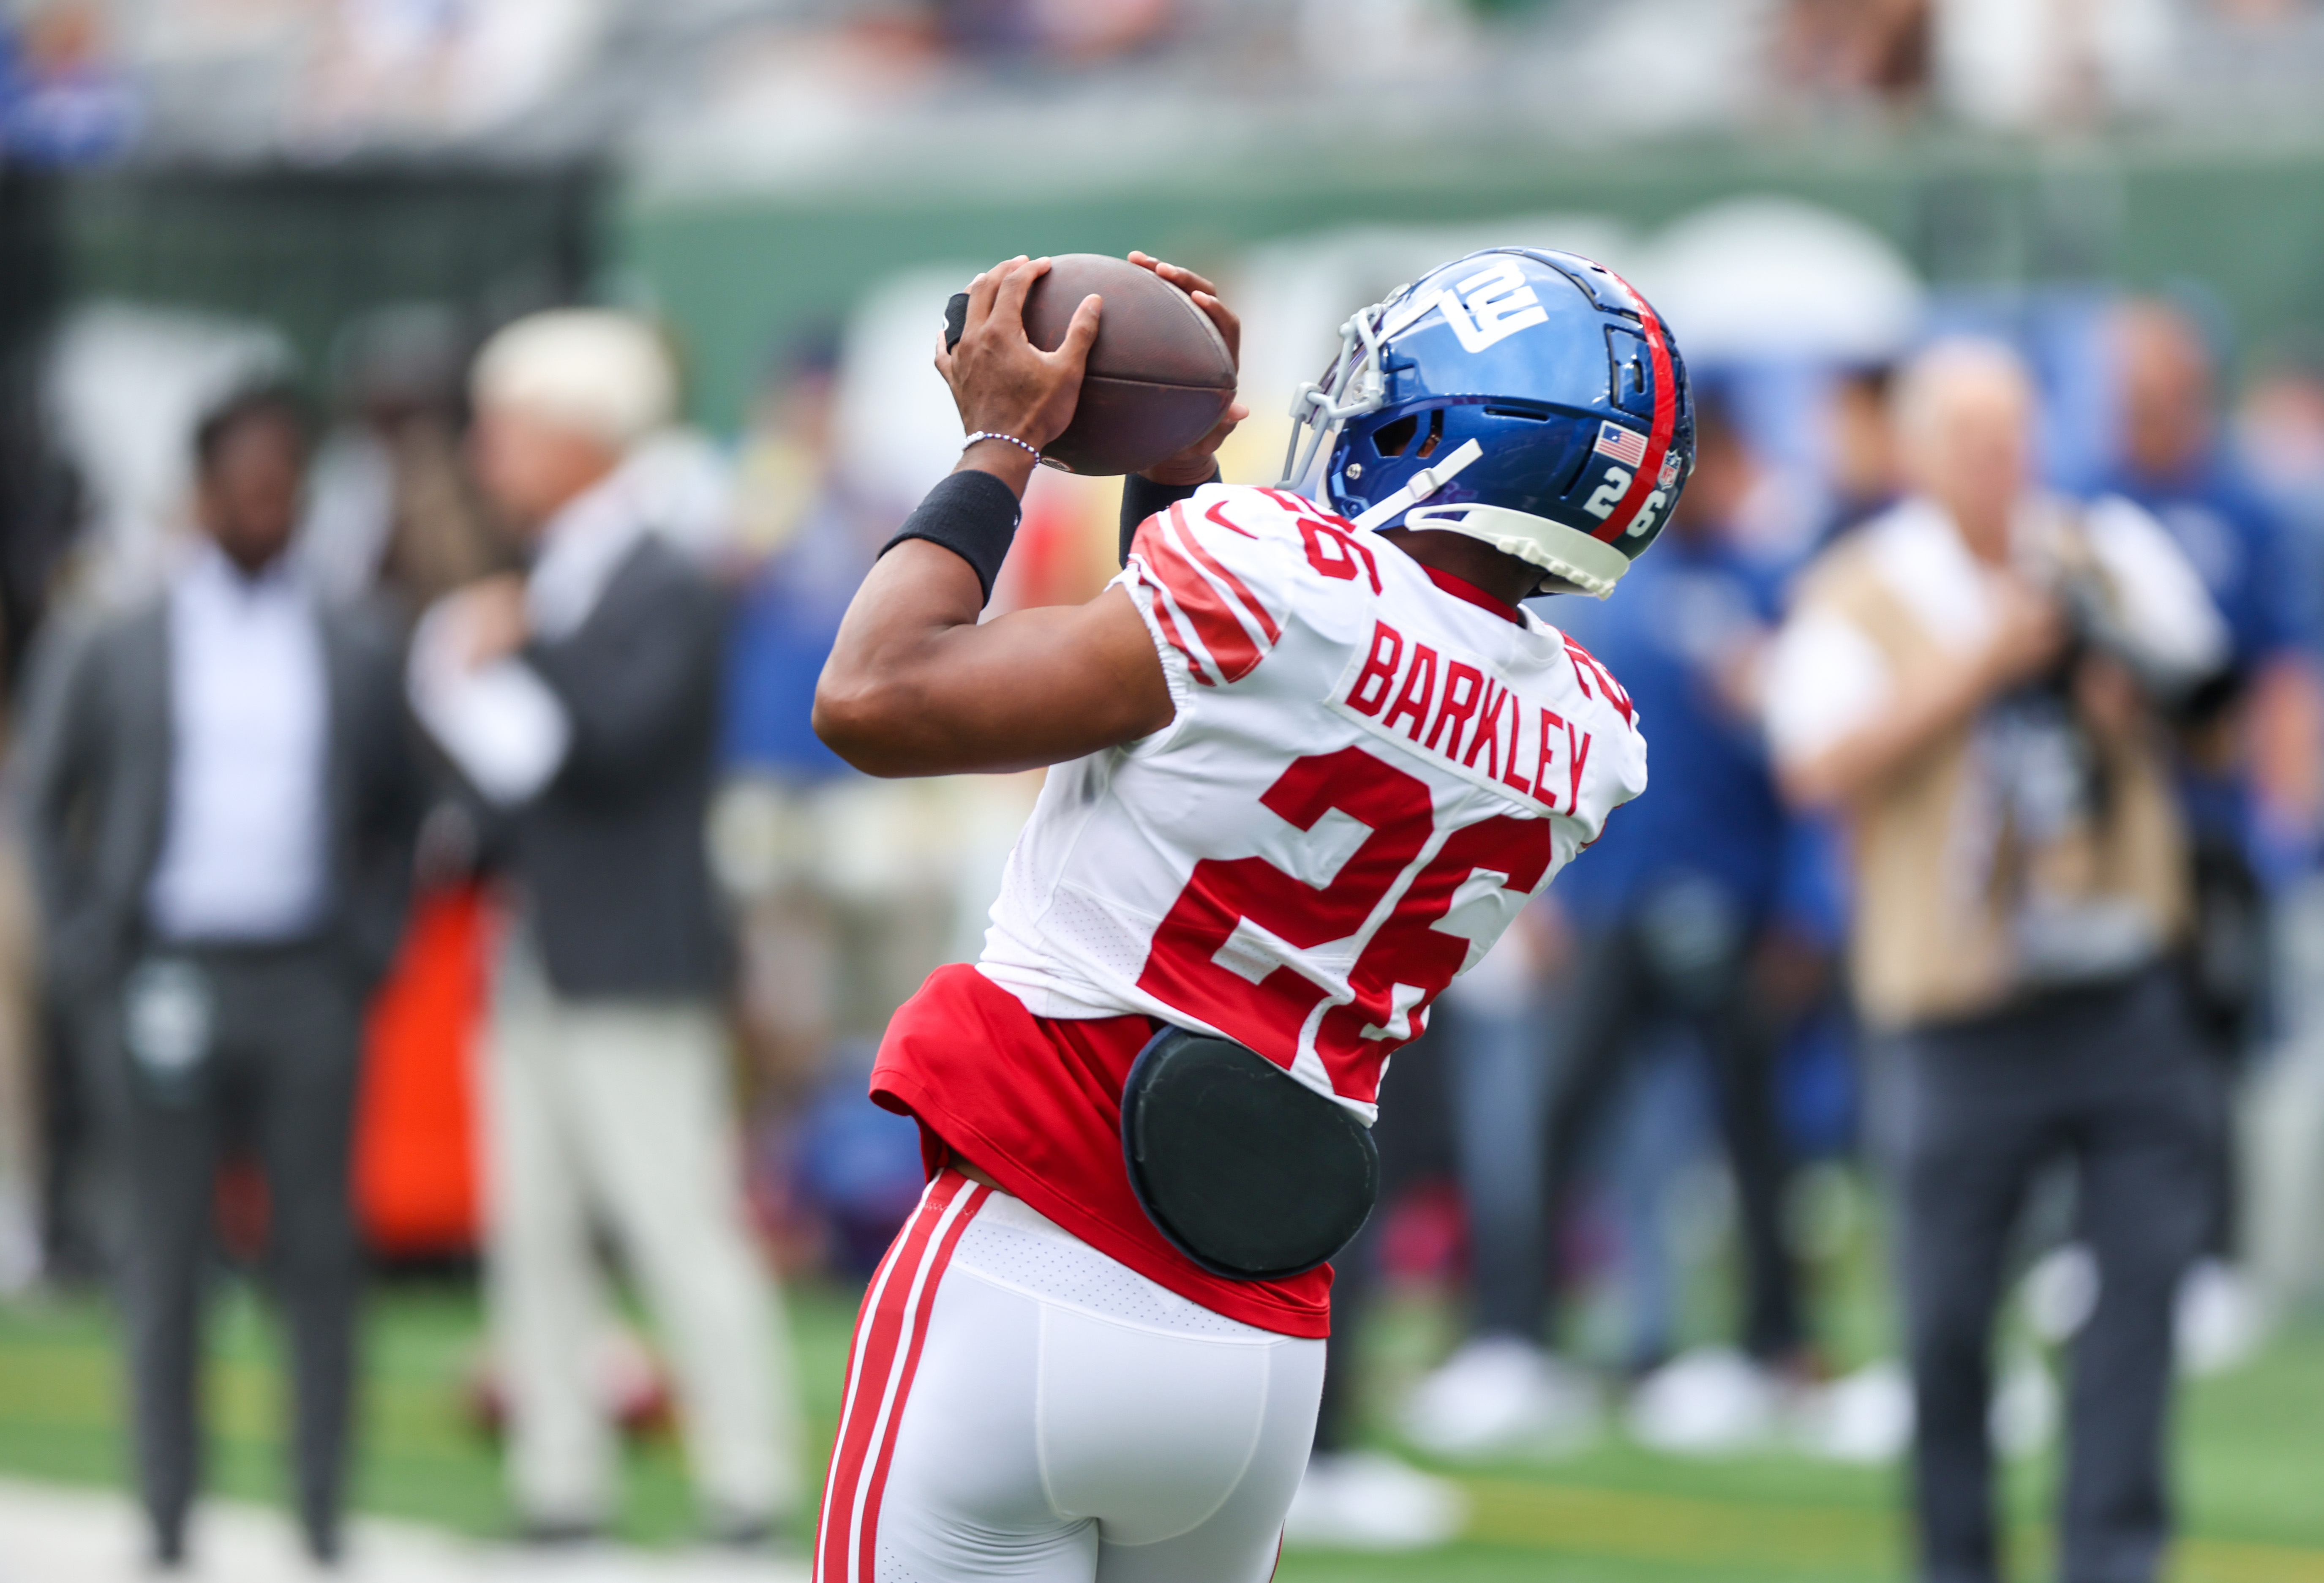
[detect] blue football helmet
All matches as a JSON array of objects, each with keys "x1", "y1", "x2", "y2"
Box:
[{"x1": 1280, "y1": 248, "x2": 1694, "y2": 598}]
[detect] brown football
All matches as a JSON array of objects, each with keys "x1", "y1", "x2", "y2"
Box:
[{"x1": 1019, "y1": 254, "x2": 1237, "y2": 476}]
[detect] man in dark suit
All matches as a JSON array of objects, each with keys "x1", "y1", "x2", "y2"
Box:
[
  {"x1": 407, "y1": 310, "x2": 796, "y2": 1544},
  {"x1": 16, "y1": 385, "x2": 420, "y2": 1569}
]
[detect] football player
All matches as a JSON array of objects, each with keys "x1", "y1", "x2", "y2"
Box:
[{"x1": 809, "y1": 248, "x2": 1692, "y2": 1583}]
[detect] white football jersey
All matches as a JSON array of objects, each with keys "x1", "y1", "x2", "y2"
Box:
[{"x1": 979, "y1": 483, "x2": 1648, "y2": 1119}]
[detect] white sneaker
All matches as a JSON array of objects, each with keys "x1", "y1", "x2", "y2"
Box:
[
  {"x1": 1624, "y1": 1347, "x2": 1784, "y2": 1455},
  {"x1": 2177, "y1": 1258, "x2": 2272, "y2": 1377},
  {"x1": 0, "y1": 1184, "x2": 38, "y2": 1296},
  {"x1": 1990, "y1": 1347, "x2": 2057, "y2": 1458},
  {"x1": 1281, "y1": 1451, "x2": 1467, "y2": 1550},
  {"x1": 1399, "y1": 1336, "x2": 1601, "y2": 1458},
  {"x1": 1792, "y1": 1359, "x2": 1912, "y2": 1464},
  {"x1": 2023, "y1": 1243, "x2": 2100, "y2": 1345}
]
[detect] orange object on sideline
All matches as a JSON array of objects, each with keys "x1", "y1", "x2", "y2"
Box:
[{"x1": 353, "y1": 884, "x2": 493, "y2": 1257}]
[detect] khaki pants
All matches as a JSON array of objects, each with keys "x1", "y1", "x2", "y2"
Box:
[{"x1": 483, "y1": 945, "x2": 797, "y2": 1526}]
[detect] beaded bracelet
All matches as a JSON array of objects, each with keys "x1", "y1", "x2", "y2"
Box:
[{"x1": 962, "y1": 431, "x2": 1041, "y2": 465}]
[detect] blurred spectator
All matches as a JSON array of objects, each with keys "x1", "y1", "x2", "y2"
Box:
[
  {"x1": 1931, "y1": 0, "x2": 2174, "y2": 131},
  {"x1": 2106, "y1": 299, "x2": 2324, "y2": 874},
  {"x1": 1764, "y1": 340, "x2": 2229, "y2": 1583},
  {"x1": 725, "y1": 330, "x2": 873, "y2": 783},
  {"x1": 2235, "y1": 346, "x2": 2324, "y2": 527},
  {"x1": 302, "y1": 0, "x2": 610, "y2": 145},
  {"x1": 14, "y1": 385, "x2": 420, "y2": 1570},
  {"x1": 2232, "y1": 349, "x2": 2324, "y2": 1313},
  {"x1": 1825, "y1": 363, "x2": 1907, "y2": 536},
  {"x1": 2101, "y1": 297, "x2": 2323, "y2": 1364},
  {"x1": 0, "y1": 0, "x2": 138, "y2": 165},
  {"x1": 938, "y1": 0, "x2": 1180, "y2": 61},
  {"x1": 719, "y1": 333, "x2": 894, "y2": 1096},
  {"x1": 1401, "y1": 396, "x2": 1812, "y2": 1460},
  {"x1": 1774, "y1": 0, "x2": 1931, "y2": 113},
  {"x1": 301, "y1": 302, "x2": 502, "y2": 611},
  {"x1": 407, "y1": 310, "x2": 799, "y2": 1545}
]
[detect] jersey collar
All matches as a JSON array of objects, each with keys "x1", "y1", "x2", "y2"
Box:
[{"x1": 1420, "y1": 564, "x2": 1526, "y2": 626}]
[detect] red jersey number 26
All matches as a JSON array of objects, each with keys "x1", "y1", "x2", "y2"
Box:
[{"x1": 1135, "y1": 745, "x2": 1553, "y2": 1105}]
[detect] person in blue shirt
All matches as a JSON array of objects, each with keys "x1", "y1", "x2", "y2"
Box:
[
  {"x1": 2101, "y1": 299, "x2": 2324, "y2": 1323},
  {"x1": 724, "y1": 334, "x2": 891, "y2": 782},
  {"x1": 1403, "y1": 393, "x2": 1816, "y2": 1455},
  {"x1": 2106, "y1": 300, "x2": 2323, "y2": 887}
]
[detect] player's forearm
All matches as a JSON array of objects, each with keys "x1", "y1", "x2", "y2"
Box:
[{"x1": 816, "y1": 538, "x2": 987, "y2": 771}]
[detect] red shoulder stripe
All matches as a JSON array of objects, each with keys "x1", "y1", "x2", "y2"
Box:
[
  {"x1": 1140, "y1": 504, "x2": 1266, "y2": 683},
  {"x1": 1128, "y1": 514, "x2": 1222, "y2": 685},
  {"x1": 1191, "y1": 505, "x2": 1284, "y2": 643},
  {"x1": 1148, "y1": 582, "x2": 1218, "y2": 687}
]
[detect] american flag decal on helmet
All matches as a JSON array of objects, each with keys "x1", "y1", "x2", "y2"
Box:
[{"x1": 1594, "y1": 421, "x2": 1648, "y2": 469}]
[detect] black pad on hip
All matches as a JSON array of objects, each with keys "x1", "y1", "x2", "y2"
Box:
[{"x1": 1120, "y1": 1028, "x2": 1379, "y2": 1282}]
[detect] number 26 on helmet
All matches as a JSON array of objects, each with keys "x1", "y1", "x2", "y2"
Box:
[{"x1": 1281, "y1": 248, "x2": 1695, "y2": 600}]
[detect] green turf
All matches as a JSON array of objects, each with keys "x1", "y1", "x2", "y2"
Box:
[{"x1": 3, "y1": 1274, "x2": 2321, "y2": 1582}]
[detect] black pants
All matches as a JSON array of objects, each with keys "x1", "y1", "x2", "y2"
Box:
[
  {"x1": 1882, "y1": 972, "x2": 2215, "y2": 1583},
  {"x1": 89, "y1": 942, "x2": 365, "y2": 1564},
  {"x1": 1475, "y1": 901, "x2": 1804, "y2": 1362}
]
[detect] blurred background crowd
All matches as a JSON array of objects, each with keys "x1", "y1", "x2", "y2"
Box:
[{"x1": 5, "y1": 0, "x2": 2324, "y2": 1580}]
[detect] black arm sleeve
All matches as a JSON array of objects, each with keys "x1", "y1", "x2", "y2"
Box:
[
  {"x1": 1119, "y1": 467, "x2": 1221, "y2": 568},
  {"x1": 879, "y1": 468, "x2": 1024, "y2": 604}
]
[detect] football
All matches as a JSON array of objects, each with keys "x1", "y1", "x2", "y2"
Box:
[{"x1": 1019, "y1": 254, "x2": 1237, "y2": 476}]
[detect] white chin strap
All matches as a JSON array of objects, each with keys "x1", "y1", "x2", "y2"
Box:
[
  {"x1": 1347, "y1": 436, "x2": 1631, "y2": 600},
  {"x1": 1400, "y1": 502, "x2": 1632, "y2": 600},
  {"x1": 1349, "y1": 439, "x2": 1484, "y2": 530}
]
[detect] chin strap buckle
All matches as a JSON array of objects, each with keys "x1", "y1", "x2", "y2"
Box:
[{"x1": 1350, "y1": 439, "x2": 1485, "y2": 531}]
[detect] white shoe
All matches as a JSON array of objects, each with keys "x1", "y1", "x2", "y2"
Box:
[
  {"x1": 1990, "y1": 1347, "x2": 2057, "y2": 1458},
  {"x1": 1399, "y1": 1336, "x2": 1600, "y2": 1458},
  {"x1": 2177, "y1": 1259, "x2": 2272, "y2": 1377},
  {"x1": 2023, "y1": 1243, "x2": 2100, "y2": 1345},
  {"x1": 1624, "y1": 1347, "x2": 1783, "y2": 1455},
  {"x1": 0, "y1": 1183, "x2": 38, "y2": 1296},
  {"x1": 1281, "y1": 1451, "x2": 1467, "y2": 1550},
  {"x1": 1791, "y1": 1359, "x2": 1912, "y2": 1464}
]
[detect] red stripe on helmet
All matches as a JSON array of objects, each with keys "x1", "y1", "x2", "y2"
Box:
[{"x1": 1587, "y1": 267, "x2": 1676, "y2": 545}]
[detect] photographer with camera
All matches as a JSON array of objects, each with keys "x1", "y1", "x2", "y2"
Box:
[{"x1": 1762, "y1": 339, "x2": 2229, "y2": 1583}]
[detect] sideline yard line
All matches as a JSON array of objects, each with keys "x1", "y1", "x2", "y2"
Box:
[{"x1": 1458, "y1": 1479, "x2": 2324, "y2": 1583}]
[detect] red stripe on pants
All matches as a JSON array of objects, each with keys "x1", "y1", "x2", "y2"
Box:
[{"x1": 813, "y1": 1171, "x2": 989, "y2": 1583}]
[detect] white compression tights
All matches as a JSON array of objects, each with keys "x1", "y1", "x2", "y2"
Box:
[{"x1": 815, "y1": 1171, "x2": 1325, "y2": 1583}]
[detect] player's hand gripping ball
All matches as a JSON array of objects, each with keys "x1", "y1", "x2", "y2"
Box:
[{"x1": 945, "y1": 253, "x2": 1240, "y2": 477}]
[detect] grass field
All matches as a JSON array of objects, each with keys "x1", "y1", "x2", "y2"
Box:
[{"x1": 3, "y1": 1272, "x2": 2321, "y2": 1582}]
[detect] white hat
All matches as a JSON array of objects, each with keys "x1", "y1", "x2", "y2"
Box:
[{"x1": 471, "y1": 309, "x2": 676, "y2": 450}]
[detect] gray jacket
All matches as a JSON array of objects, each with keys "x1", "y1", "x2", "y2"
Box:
[
  {"x1": 15, "y1": 585, "x2": 422, "y2": 999},
  {"x1": 502, "y1": 534, "x2": 730, "y2": 1001}
]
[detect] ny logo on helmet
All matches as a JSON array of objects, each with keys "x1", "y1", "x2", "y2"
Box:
[{"x1": 1386, "y1": 258, "x2": 1550, "y2": 355}]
